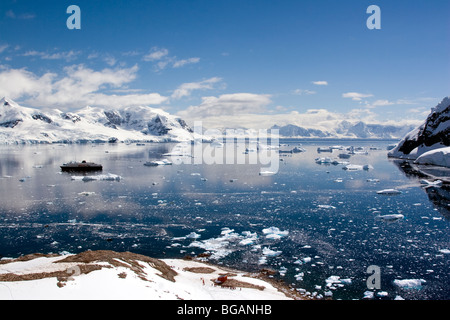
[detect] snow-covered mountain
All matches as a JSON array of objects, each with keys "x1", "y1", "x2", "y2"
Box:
[
  {"x1": 271, "y1": 121, "x2": 416, "y2": 139},
  {"x1": 388, "y1": 96, "x2": 450, "y2": 160},
  {"x1": 0, "y1": 97, "x2": 198, "y2": 144}
]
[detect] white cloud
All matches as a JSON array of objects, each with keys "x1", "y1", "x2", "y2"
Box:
[
  {"x1": 177, "y1": 93, "x2": 272, "y2": 118},
  {"x1": 0, "y1": 64, "x2": 167, "y2": 110},
  {"x1": 312, "y1": 81, "x2": 328, "y2": 86},
  {"x1": 365, "y1": 99, "x2": 395, "y2": 108},
  {"x1": 143, "y1": 47, "x2": 169, "y2": 62},
  {"x1": 292, "y1": 89, "x2": 316, "y2": 95},
  {"x1": 173, "y1": 57, "x2": 200, "y2": 68},
  {"x1": 172, "y1": 77, "x2": 222, "y2": 99},
  {"x1": 0, "y1": 44, "x2": 9, "y2": 54},
  {"x1": 143, "y1": 47, "x2": 200, "y2": 71},
  {"x1": 342, "y1": 92, "x2": 374, "y2": 101},
  {"x1": 6, "y1": 10, "x2": 35, "y2": 19},
  {"x1": 22, "y1": 50, "x2": 81, "y2": 62}
]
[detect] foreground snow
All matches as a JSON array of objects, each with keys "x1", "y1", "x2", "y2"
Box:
[{"x1": 0, "y1": 250, "x2": 295, "y2": 300}]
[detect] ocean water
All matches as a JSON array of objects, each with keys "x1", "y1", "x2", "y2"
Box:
[{"x1": 0, "y1": 140, "x2": 448, "y2": 300}]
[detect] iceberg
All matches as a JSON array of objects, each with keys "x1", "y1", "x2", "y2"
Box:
[
  {"x1": 262, "y1": 226, "x2": 289, "y2": 239},
  {"x1": 262, "y1": 247, "x2": 282, "y2": 257},
  {"x1": 343, "y1": 164, "x2": 363, "y2": 171},
  {"x1": 376, "y1": 189, "x2": 402, "y2": 195},
  {"x1": 71, "y1": 173, "x2": 122, "y2": 182},
  {"x1": 375, "y1": 214, "x2": 404, "y2": 222},
  {"x1": 259, "y1": 170, "x2": 276, "y2": 176},
  {"x1": 144, "y1": 159, "x2": 173, "y2": 166},
  {"x1": 393, "y1": 279, "x2": 426, "y2": 290}
]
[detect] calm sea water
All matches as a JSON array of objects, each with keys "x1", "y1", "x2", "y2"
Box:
[{"x1": 0, "y1": 140, "x2": 448, "y2": 300}]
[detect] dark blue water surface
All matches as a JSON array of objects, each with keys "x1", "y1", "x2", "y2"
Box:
[{"x1": 0, "y1": 140, "x2": 448, "y2": 300}]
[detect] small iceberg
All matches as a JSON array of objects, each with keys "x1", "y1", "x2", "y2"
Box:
[
  {"x1": 144, "y1": 159, "x2": 173, "y2": 166},
  {"x1": 259, "y1": 170, "x2": 276, "y2": 176},
  {"x1": 375, "y1": 214, "x2": 404, "y2": 222},
  {"x1": 376, "y1": 189, "x2": 402, "y2": 195},
  {"x1": 393, "y1": 279, "x2": 426, "y2": 290},
  {"x1": 343, "y1": 164, "x2": 363, "y2": 171},
  {"x1": 71, "y1": 173, "x2": 122, "y2": 182},
  {"x1": 315, "y1": 157, "x2": 333, "y2": 164},
  {"x1": 262, "y1": 226, "x2": 289, "y2": 239}
]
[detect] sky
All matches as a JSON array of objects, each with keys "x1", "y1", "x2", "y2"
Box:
[{"x1": 0, "y1": 0, "x2": 448, "y2": 129}]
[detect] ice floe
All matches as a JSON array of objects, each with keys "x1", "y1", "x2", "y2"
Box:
[
  {"x1": 375, "y1": 214, "x2": 404, "y2": 222},
  {"x1": 376, "y1": 189, "x2": 402, "y2": 195},
  {"x1": 393, "y1": 279, "x2": 426, "y2": 290},
  {"x1": 71, "y1": 173, "x2": 122, "y2": 182},
  {"x1": 262, "y1": 226, "x2": 289, "y2": 240}
]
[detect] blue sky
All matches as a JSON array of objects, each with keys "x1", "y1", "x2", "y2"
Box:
[{"x1": 0, "y1": 0, "x2": 448, "y2": 128}]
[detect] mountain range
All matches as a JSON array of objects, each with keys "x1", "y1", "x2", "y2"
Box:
[
  {"x1": 271, "y1": 120, "x2": 416, "y2": 139},
  {"x1": 0, "y1": 97, "x2": 434, "y2": 144},
  {"x1": 0, "y1": 97, "x2": 198, "y2": 144}
]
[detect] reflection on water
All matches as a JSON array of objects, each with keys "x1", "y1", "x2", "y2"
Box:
[
  {"x1": 392, "y1": 159, "x2": 450, "y2": 220},
  {"x1": 0, "y1": 141, "x2": 449, "y2": 300}
]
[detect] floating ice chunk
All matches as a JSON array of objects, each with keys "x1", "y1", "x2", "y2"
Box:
[
  {"x1": 262, "y1": 226, "x2": 289, "y2": 239},
  {"x1": 376, "y1": 189, "x2": 402, "y2": 195},
  {"x1": 239, "y1": 238, "x2": 255, "y2": 246},
  {"x1": 186, "y1": 232, "x2": 201, "y2": 239},
  {"x1": 376, "y1": 214, "x2": 404, "y2": 222},
  {"x1": 363, "y1": 291, "x2": 375, "y2": 299},
  {"x1": 318, "y1": 204, "x2": 336, "y2": 209},
  {"x1": 144, "y1": 159, "x2": 172, "y2": 166},
  {"x1": 363, "y1": 164, "x2": 374, "y2": 170},
  {"x1": 439, "y1": 249, "x2": 450, "y2": 254},
  {"x1": 71, "y1": 173, "x2": 121, "y2": 182},
  {"x1": 315, "y1": 157, "x2": 332, "y2": 164},
  {"x1": 343, "y1": 164, "x2": 363, "y2": 171},
  {"x1": 367, "y1": 179, "x2": 380, "y2": 182},
  {"x1": 393, "y1": 279, "x2": 426, "y2": 290},
  {"x1": 78, "y1": 191, "x2": 96, "y2": 196},
  {"x1": 262, "y1": 247, "x2": 282, "y2": 257},
  {"x1": 259, "y1": 170, "x2": 276, "y2": 176},
  {"x1": 325, "y1": 275, "x2": 352, "y2": 289},
  {"x1": 294, "y1": 257, "x2": 312, "y2": 265},
  {"x1": 294, "y1": 272, "x2": 304, "y2": 281}
]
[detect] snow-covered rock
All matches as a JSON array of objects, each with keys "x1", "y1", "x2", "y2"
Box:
[
  {"x1": 0, "y1": 97, "x2": 198, "y2": 144},
  {"x1": 0, "y1": 250, "x2": 295, "y2": 300},
  {"x1": 388, "y1": 97, "x2": 450, "y2": 160},
  {"x1": 414, "y1": 147, "x2": 450, "y2": 168}
]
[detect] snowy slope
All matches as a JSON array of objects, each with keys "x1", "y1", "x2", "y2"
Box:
[
  {"x1": 0, "y1": 97, "x2": 198, "y2": 144},
  {"x1": 388, "y1": 97, "x2": 450, "y2": 160},
  {"x1": 0, "y1": 250, "x2": 295, "y2": 300}
]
